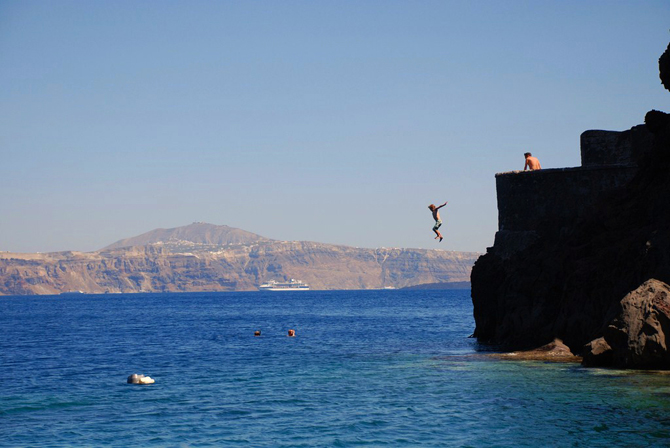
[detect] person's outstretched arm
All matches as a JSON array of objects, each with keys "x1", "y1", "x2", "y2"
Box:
[{"x1": 436, "y1": 201, "x2": 448, "y2": 210}]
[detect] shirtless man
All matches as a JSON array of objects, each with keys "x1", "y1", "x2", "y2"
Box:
[
  {"x1": 524, "y1": 152, "x2": 542, "y2": 171},
  {"x1": 428, "y1": 201, "x2": 447, "y2": 242}
]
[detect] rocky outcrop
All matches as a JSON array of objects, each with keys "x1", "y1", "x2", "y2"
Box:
[
  {"x1": 470, "y1": 42, "x2": 670, "y2": 368},
  {"x1": 660, "y1": 42, "x2": 670, "y2": 92},
  {"x1": 491, "y1": 338, "x2": 582, "y2": 363},
  {"x1": 0, "y1": 228, "x2": 479, "y2": 295},
  {"x1": 583, "y1": 279, "x2": 670, "y2": 369}
]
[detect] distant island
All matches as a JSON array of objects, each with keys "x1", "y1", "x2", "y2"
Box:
[{"x1": 0, "y1": 222, "x2": 478, "y2": 295}]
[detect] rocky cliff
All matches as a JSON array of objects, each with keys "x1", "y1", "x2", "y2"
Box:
[
  {"x1": 471, "y1": 42, "x2": 670, "y2": 368},
  {"x1": 0, "y1": 224, "x2": 478, "y2": 295}
]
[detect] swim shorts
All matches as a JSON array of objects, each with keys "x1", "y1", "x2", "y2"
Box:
[{"x1": 433, "y1": 220, "x2": 442, "y2": 231}]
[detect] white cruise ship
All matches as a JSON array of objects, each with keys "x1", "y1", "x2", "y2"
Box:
[{"x1": 258, "y1": 279, "x2": 310, "y2": 291}]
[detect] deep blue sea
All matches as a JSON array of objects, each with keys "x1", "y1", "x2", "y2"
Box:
[{"x1": 2, "y1": 290, "x2": 670, "y2": 447}]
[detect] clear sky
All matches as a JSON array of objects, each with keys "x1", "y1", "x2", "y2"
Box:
[{"x1": 1, "y1": 1, "x2": 668, "y2": 253}]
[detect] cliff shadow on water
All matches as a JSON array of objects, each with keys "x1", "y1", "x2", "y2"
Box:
[{"x1": 471, "y1": 42, "x2": 670, "y2": 369}]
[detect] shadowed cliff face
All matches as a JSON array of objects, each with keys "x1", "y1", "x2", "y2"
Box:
[
  {"x1": 470, "y1": 42, "x2": 670, "y2": 363},
  {"x1": 472, "y1": 143, "x2": 670, "y2": 351}
]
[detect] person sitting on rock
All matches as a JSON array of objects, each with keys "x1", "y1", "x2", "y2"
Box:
[
  {"x1": 428, "y1": 202, "x2": 448, "y2": 242},
  {"x1": 524, "y1": 152, "x2": 542, "y2": 171}
]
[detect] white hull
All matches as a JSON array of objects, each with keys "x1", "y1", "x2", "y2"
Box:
[
  {"x1": 260, "y1": 287, "x2": 310, "y2": 291},
  {"x1": 258, "y1": 279, "x2": 310, "y2": 291}
]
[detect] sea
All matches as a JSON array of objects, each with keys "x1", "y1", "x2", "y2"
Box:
[{"x1": 2, "y1": 289, "x2": 670, "y2": 447}]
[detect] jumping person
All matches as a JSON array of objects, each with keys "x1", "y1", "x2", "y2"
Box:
[
  {"x1": 523, "y1": 152, "x2": 542, "y2": 171},
  {"x1": 428, "y1": 202, "x2": 447, "y2": 242}
]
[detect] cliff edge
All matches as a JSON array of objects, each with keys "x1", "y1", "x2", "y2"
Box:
[{"x1": 471, "y1": 42, "x2": 670, "y2": 369}]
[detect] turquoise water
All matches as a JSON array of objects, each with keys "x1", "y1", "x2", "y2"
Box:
[{"x1": 2, "y1": 290, "x2": 670, "y2": 447}]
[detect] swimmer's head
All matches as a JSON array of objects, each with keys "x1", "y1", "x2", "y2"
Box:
[{"x1": 428, "y1": 204, "x2": 436, "y2": 211}]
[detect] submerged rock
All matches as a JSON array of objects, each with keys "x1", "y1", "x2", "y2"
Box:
[{"x1": 493, "y1": 338, "x2": 582, "y2": 363}]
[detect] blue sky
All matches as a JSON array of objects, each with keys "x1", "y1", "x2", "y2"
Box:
[{"x1": 1, "y1": 1, "x2": 668, "y2": 253}]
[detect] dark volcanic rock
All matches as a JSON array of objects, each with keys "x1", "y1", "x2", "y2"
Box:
[
  {"x1": 471, "y1": 41, "x2": 670, "y2": 369},
  {"x1": 583, "y1": 279, "x2": 670, "y2": 369},
  {"x1": 582, "y1": 337, "x2": 613, "y2": 367},
  {"x1": 472, "y1": 129, "x2": 670, "y2": 359},
  {"x1": 644, "y1": 109, "x2": 670, "y2": 135},
  {"x1": 660, "y1": 42, "x2": 670, "y2": 92}
]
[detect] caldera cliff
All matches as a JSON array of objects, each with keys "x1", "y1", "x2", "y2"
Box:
[
  {"x1": 471, "y1": 42, "x2": 670, "y2": 369},
  {"x1": 0, "y1": 223, "x2": 478, "y2": 295}
]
